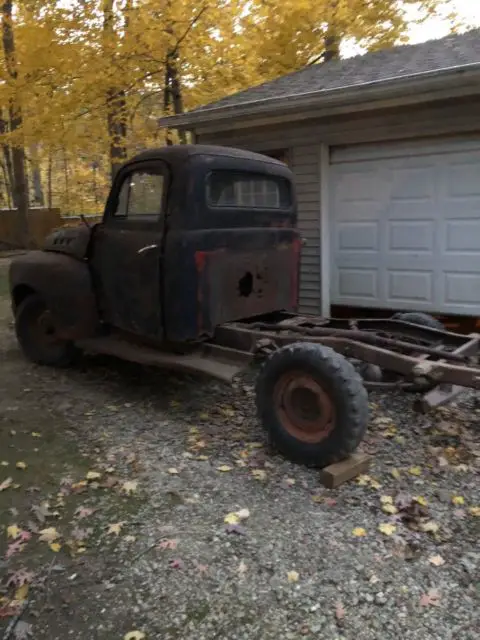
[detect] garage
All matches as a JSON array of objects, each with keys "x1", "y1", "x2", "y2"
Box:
[{"x1": 329, "y1": 136, "x2": 480, "y2": 315}]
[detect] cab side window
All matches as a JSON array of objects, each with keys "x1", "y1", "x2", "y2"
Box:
[{"x1": 114, "y1": 170, "x2": 165, "y2": 219}]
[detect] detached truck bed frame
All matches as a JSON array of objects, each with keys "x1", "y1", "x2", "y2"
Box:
[{"x1": 79, "y1": 312, "x2": 480, "y2": 414}]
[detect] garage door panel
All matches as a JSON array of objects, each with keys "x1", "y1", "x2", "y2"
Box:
[
  {"x1": 445, "y1": 273, "x2": 480, "y2": 307},
  {"x1": 389, "y1": 220, "x2": 434, "y2": 251},
  {"x1": 336, "y1": 268, "x2": 379, "y2": 300},
  {"x1": 387, "y1": 271, "x2": 433, "y2": 304},
  {"x1": 337, "y1": 221, "x2": 379, "y2": 251},
  {"x1": 445, "y1": 220, "x2": 480, "y2": 251},
  {"x1": 330, "y1": 137, "x2": 480, "y2": 314}
]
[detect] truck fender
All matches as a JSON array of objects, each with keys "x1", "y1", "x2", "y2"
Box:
[{"x1": 9, "y1": 251, "x2": 100, "y2": 340}]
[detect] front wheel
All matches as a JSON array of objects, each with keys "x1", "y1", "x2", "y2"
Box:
[
  {"x1": 255, "y1": 343, "x2": 369, "y2": 467},
  {"x1": 15, "y1": 294, "x2": 79, "y2": 367}
]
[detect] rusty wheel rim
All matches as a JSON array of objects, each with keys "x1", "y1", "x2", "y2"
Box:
[
  {"x1": 273, "y1": 371, "x2": 335, "y2": 443},
  {"x1": 34, "y1": 310, "x2": 59, "y2": 346}
]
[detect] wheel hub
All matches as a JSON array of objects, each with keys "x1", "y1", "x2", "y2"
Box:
[
  {"x1": 35, "y1": 310, "x2": 58, "y2": 344},
  {"x1": 274, "y1": 372, "x2": 335, "y2": 443}
]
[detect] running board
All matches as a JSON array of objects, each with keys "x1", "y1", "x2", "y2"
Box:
[{"x1": 76, "y1": 336, "x2": 251, "y2": 383}]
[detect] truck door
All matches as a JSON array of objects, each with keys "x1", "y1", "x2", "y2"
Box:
[{"x1": 90, "y1": 160, "x2": 168, "y2": 338}]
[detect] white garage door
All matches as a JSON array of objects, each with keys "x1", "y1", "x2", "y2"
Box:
[{"x1": 329, "y1": 136, "x2": 480, "y2": 315}]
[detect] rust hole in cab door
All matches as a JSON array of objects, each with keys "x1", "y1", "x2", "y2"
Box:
[{"x1": 238, "y1": 272, "x2": 253, "y2": 297}]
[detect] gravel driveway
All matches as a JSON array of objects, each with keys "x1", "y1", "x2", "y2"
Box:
[{"x1": 0, "y1": 257, "x2": 479, "y2": 639}]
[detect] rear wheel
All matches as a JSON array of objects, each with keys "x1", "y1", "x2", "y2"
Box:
[
  {"x1": 255, "y1": 343, "x2": 369, "y2": 467},
  {"x1": 392, "y1": 311, "x2": 444, "y2": 331},
  {"x1": 15, "y1": 294, "x2": 79, "y2": 367},
  {"x1": 391, "y1": 311, "x2": 444, "y2": 391}
]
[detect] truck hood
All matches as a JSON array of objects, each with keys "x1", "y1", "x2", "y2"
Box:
[{"x1": 43, "y1": 224, "x2": 93, "y2": 260}]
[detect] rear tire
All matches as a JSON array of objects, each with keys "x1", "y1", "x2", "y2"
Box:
[
  {"x1": 15, "y1": 294, "x2": 79, "y2": 367},
  {"x1": 391, "y1": 311, "x2": 444, "y2": 391},
  {"x1": 392, "y1": 311, "x2": 444, "y2": 331},
  {"x1": 255, "y1": 342, "x2": 369, "y2": 467}
]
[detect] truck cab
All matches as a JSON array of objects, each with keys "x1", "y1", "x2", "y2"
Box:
[{"x1": 9, "y1": 145, "x2": 301, "y2": 362}]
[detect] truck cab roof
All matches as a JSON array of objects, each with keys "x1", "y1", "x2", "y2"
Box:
[{"x1": 124, "y1": 144, "x2": 286, "y2": 170}]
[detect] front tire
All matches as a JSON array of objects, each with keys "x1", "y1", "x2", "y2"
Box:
[
  {"x1": 15, "y1": 294, "x2": 79, "y2": 367},
  {"x1": 255, "y1": 343, "x2": 369, "y2": 467}
]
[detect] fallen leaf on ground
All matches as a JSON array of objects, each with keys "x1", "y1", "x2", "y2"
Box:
[
  {"x1": 31, "y1": 502, "x2": 54, "y2": 523},
  {"x1": 378, "y1": 523, "x2": 396, "y2": 536},
  {"x1": 121, "y1": 480, "x2": 138, "y2": 495},
  {"x1": 107, "y1": 522, "x2": 125, "y2": 536},
  {"x1": 168, "y1": 468, "x2": 179, "y2": 475},
  {"x1": 251, "y1": 469, "x2": 266, "y2": 480},
  {"x1": 468, "y1": 506, "x2": 480, "y2": 517},
  {"x1": 6, "y1": 540, "x2": 25, "y2": 559},
  {"x1": 237, "y1": 560, "x2": 248, "y2": 575},
  {"x1": 420, "y1": 588, "x2": 441, "y2": 607},
  {"x1": 429, "y1": 554, "x2": 445, "y2": 566},
  {"x1": 7, "y1": 525, "x2": 21, "y2": 539},
  {"x1": 18, "y1": 530, "x2": 32, "y2": 542},
  {"x1": 49, "y1": 542, "x2": 61, "y2": 553},
  {"x1": 352, "y1": 527, "x2": 367, "y2": 537},
  {"x1": 420, "y1": 520, "x2": 440, "y2": 534},
  {"x1": 71, "y1": 527, "x2": 92, "y2": 542},
  {"x1": 452, "y1": 495, "x2": 464, "y2": 506},
  {"x1": 169, "y1": 558, "x2": 184, "y2": 570},
  {"x1": 414, "y1": 496, "x2": 428, "y2": 507},
  {"x1": 157, "y1": 538, "x2": 178, "y2": 550},
  {"x1": 380, "y1": 495, "x2": 393, "y2": 504},
  {"x1": 224, "y1": 524, "x2": 246, "y2": 535},
  {"x1": 124, "y1": 632, "x2": 146, "y2": 640},
  {"x1": 382, "y1": 504, "x2": 398, "y2": 515},
  {"x1": 287, "y1": 570, "x2": 299, "y2": 583},
  {"x1": 14, "y1": 584, "x2": 29, "y2": 602},
  {"x1": 335, "y1": 601, "x2": 345, "y2": 621},
  {"x1": 74, "y1": 506, "x2": 95, "y2": 519},
  {"x1": 86, "y1": 470, "x2": 102, "y2": 481},
  {"x1": 0, "y1": 477, "x2": 12, "y2": 491},
  {"x1": 217, "y1": 465, "x2": 232, "y2": 472},
  {"x1": 38, "y1": 527, "x2": 59, "y2": 543},
  {"x1": 125, "y1": 535, "x2": 136, "y2": 543},
  {"x1": 224, "y1": 508, "x2": 250, "y2": 525},
  {"x1": 408, "y1": 466, "x2": 422, "y2": 476},
  {"x1": 7, "y1": 569, "x2": 35, "y2": 588},
  {"x1": 391, "y1": 468, "x2": 401, "y2": 480},
  {"x1": 15, "y1": 461, "x2": 27, "y2": 470},
  {"x1": 224, "y1": 512, "x2": 240, "y2": 525},
  {"x1": 284, "y1": 478, "x2": 296, "y2": 486}
]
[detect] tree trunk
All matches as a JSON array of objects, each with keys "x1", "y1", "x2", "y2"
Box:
[
  {"x1": 0, "y1": 160, "x2": 11, "y2": 207},
  {"x1": 29, "y1": 144, "x2": 44, "y2": 206},
  {"x1": 1, "y1": 0, "x2": 29, "y2": 247},
  {"x1": 0, "y1": 112, "x2": 13, "y2": 203},
  {"x1": 164, "y1": 54, "x2": 186, "y2": 145},
  {"x1": 103, "y1": 0, "x2": 127, "y2": 179},
  {"x1": 47, "y1": 150, "x2": 53, "y2": 210},
  {"x1": 323, "y1": 32, "x2": 340, "y2": 62}
]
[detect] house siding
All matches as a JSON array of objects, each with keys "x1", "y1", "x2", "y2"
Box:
[{"x1": 196, "y1": 97, "x2": 480, "y2": 314}]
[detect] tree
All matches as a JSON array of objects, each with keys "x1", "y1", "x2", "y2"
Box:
[{"x1": 1, "y1": 0, "x2": 29, "y2": 246}]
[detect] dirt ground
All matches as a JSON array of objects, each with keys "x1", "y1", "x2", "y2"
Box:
[{"x1": 0, "y1": 254, "x2": 479, "y2": 640}]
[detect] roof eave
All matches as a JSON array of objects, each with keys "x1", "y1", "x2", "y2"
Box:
[{"x1": 159, "y1": 63, "x2": 480, "y2": 130}]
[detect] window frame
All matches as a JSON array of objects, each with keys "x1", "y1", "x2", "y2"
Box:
[
  {"x1": 205, "y1": 169, "x2": 293, "y2": 211},
  {"x1": 106, "y1": 160, "x2": 169, "y2": 225}
]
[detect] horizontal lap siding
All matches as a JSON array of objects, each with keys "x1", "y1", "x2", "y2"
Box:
[{"x1": 197, "y1": 131, "x2": 322, "y2": 314}]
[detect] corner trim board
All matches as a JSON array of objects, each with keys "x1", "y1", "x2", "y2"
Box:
[{"x1": 319, "y1": 143, "x2": 331, "y2": 317}]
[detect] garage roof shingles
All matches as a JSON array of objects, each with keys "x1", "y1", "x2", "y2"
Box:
[{"x1": 190, "y1": 28, "x2": 480, "y2": 114}]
